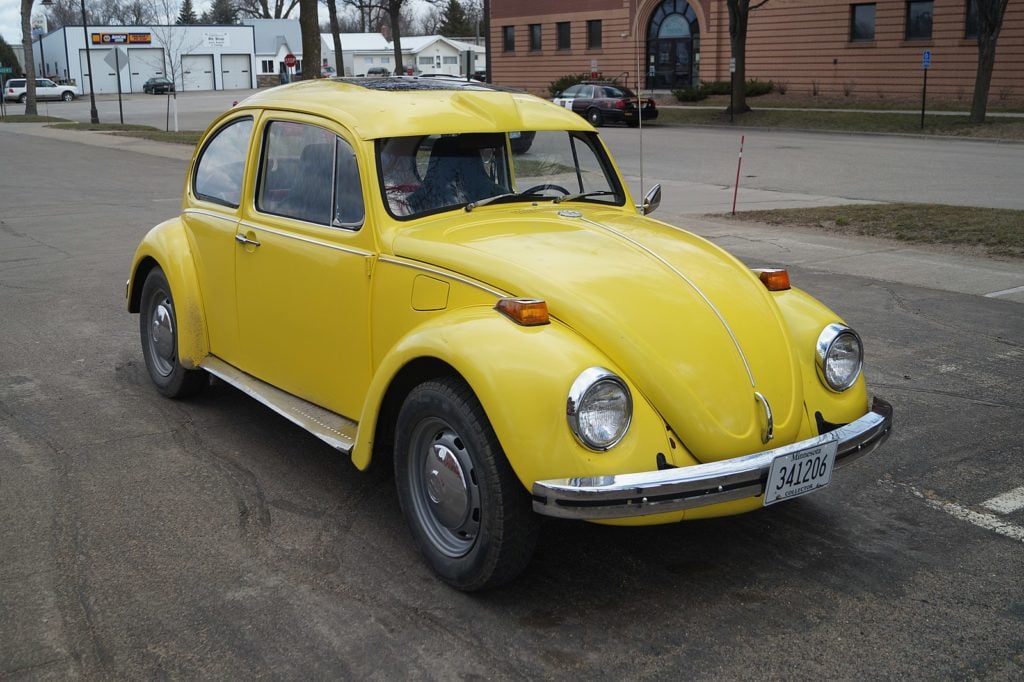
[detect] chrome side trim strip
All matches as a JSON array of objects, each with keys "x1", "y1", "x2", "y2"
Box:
[
  {"x1": 578, "y1": 216, "x2": 757, "y2": 388},
  {"x1": 200, "y1": 356, "x2": 358, "y2": 454},
  {"x1": 377, "y1": 256, "x2": 508, "y2": 298},
  {"x1": 531, "y1": 397, "x2": 893, "y2": 520},
  {"x1": 184, "y1": 208, "x2": 238, "y2": 224},
  {"x1": 239, "y1": 222, "x2": 374, "y2": 258}
]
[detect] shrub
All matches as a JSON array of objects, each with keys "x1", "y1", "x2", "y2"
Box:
[
  {"x1": 673, "y1": 86, "x2": 708, "y2": 102},
  {"x1": 777, "y1": 80, "x2": 788, "y2": 95},
  {"x1": 548, "y1": 73, "x2": 591, "y2": 98},
  {"x1": 745, "y1": 79, "x2": 774, "y2": 97},
  {"x1": 699, "y1": 80, "x2": 731, "y2": 96}
]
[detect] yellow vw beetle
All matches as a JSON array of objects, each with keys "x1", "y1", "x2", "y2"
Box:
[{"x1": 127, "y1": 78, "x2": 893, "y2": 590}]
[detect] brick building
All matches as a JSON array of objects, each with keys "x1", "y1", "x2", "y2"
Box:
[{"x1": 490, "y1": 0, "x2": 1023, "y2": 103}]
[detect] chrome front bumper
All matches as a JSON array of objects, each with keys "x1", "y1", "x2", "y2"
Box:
[{"x1": 531, "y1": 397, "x2": 893, "y2": 520}]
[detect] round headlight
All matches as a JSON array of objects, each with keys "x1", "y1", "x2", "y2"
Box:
[
  {"x1": 567, "y1": 368, "x2": 633, "y2": 451},
  {"x1": 816, "y1": 324, "x2": 863, "y2": 392}
]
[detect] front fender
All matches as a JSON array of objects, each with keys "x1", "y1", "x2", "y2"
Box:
[
  {"x1": 351, "y1": 306, "x2": 691, "y2": 489},
  {"x1": 126, "y1": 218, "x2": 208, "y2": 369}
]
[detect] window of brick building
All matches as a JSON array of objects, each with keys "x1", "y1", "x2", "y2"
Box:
[
  {"x1": 557, "y1": 22, "x2": 571, "y2": 50},
  {"x1": 850, "y1": 3, "x2": 876, "y2": 41},
  {"x1": 965, "y1": 0, "x2": 978, "y2": 39},
  {"x1": 905, "y1": 0, "x2": 933, "y2": 40},
  {"x1": 587, "y1": 19, "x2": 603, "y2": 49},
  {"x1": 502, "y1": 26, "x2": 515, "y2": 52},
  {"x1": 529, "y1": 24, "x2": 542, "y2": 51}
]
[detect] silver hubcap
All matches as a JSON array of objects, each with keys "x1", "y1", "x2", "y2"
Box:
[
  {"x1": 149, "y1": 299, "x2": 176, "y2": 377},
  {"x1": 409, "y1": 419, "x2": 481, "y2": 557},
  {"x1": 424, "y1": 442, "x2": 470, "y2": 529}
]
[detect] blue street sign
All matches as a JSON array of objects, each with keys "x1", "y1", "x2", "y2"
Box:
[{"x1": 922, "y1": 50, "x2": 932, "y2": 69}]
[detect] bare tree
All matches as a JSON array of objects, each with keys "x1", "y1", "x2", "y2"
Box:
[
  {"x1": 969, "y1": 0, "x2": 1010, "y2": 123},
  {"x1": 299, "y1": 0, "x2": 320, "y2": 80},
  {"x1": 148, "y1": 0, "x2": 201, "y2": 131},
  {"x1": 20, "y1": 0, "x2": 39, "y2": 114},
  {"x1": 725, "y1": 0, "x2": 768, "y2": 115},
  {"x1": 235, "y1": 0, "x2": 299, "y2": 19},
  {"x1": 323, "y1": 0, "x2": 344, "y2": 75}
]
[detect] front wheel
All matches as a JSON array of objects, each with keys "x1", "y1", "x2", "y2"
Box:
[
  {"x1": 587, "y1": 107, "x2": 603, "y2": 127},
  {"x1": 394, "y1": 377, "x2": 538, "y2": 591},
  {"x1": 139, "y1": 267, "x2": 207, "y2": 398}
]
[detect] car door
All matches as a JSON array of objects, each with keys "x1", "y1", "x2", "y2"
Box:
[
  {"x1": 36, "y1": 79, "x2": 58, "y2": 100},
  {"x1": 234, "y1": 116, "x2": 375, "y2": 419},
  {"x1": 184, "y1": 114, "x2": 255, "y2": 365}
]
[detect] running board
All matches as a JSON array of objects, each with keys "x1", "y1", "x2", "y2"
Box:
[{"x1": 200, "y1": 356, "x2": 357, "y2": 454}]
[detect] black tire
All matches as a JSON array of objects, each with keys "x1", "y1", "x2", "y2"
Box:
[
  {"x1": 61, "y1": 91, "x2": 74, "y2": 102},
  {"x1": 139, "y1": 267, "x2": 207, "y2": 399},
  {"x1": 587, "y1": 107, "x2": 603, "y2": 127},
  {"x1": 394, "y1": 377, "x2": 538, "y2": 591},
  {"x1": 18, "y1": 93, "x2": 26, "y2": 104}
]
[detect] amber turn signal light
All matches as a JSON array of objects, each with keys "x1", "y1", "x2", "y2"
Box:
[
  {"x1": 755, "y1": 268, "x2": 791, "y2": 291},
  {"x1": 495, "y1": 298, "x2": 550, "y2": 326}
]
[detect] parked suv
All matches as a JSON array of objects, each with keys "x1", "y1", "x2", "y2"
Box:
[
  {"x1": 552, "y1": 81, "x2": 657, "y2": 127},
  {"x1": 4, "y1": 78, "x2": 80, "y2": 103}
]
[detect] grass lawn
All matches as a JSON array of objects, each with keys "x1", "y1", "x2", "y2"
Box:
[
  {"x1": 47, "y1": 121, "x2": 201, "y2": 145},
  {"x1": 0, "y1": 114, "x2": 68, "y2": 123},
  {"x1": 655, "y1": 107, "x2": 1024, "y2": 140},
  {"x1": 718, "y1": 203, "x2": 1024, "y2": 259}
]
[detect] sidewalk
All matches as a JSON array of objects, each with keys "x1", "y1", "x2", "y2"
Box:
[{"x1": 3, "y1": 121, "x2": 1021, "y2": 304}]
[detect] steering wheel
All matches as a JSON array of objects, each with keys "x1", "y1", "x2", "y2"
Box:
[{"x1": 522, "y1": 184, "x2": 570, "y2": 196}]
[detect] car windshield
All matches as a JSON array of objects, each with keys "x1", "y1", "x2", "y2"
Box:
[{"x1": 378, "y1": 130, "x2": 624, "y2": 219}]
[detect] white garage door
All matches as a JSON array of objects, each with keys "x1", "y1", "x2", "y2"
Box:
[
  {"x1": 182, "y1": 54, "x2": 215, "y2": 91},
  {"x1": 220, "y1": 54, "x2": 251, "y2": 90},
  {"x1": 129, "y1": 48, "x2": 166, "y2": 92},
  {"x1": 80, "y1": 49, "x2": 118, "y2": 94}
]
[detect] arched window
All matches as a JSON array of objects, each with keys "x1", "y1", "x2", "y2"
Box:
[{"x1": 646, "y1": 0, "x2": 701, "y2": 89}]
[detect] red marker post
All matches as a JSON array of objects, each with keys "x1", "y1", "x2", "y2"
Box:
[{"x1": 731, "y1": 134, "x2": 745, "y2": 215}]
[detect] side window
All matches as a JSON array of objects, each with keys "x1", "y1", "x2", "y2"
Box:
[
  {"x1": 562, "y1": 85, "x2": 580, "y2": 98},
  {"x1": 334, "y1": 137, "x2": 364, "y2": 229},
  {"x1": 256, "y1": 121, "x2": 364, "y2": 230},
  {"x1": 579, "y1": 85, "x2": 594, "y2": 99},
  {"x1": 193, "y1": 117, "x2": 253, "y2": 207}
]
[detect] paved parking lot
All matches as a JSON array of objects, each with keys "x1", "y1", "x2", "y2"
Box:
[{"x1": 0, "y1": 119, "x2": 1022, "y2": 678}]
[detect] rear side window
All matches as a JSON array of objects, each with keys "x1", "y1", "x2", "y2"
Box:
[{"x1": 193, "y1": 117, "x2": 253, "y2": 207}]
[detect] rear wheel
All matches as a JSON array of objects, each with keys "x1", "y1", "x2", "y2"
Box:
[
  {"x1": 394, "y1": 377, "x2": 538, "y2": 591},
  {"x1": 587, "y1": 108, "x2": 603, "y2": 127},
  {"x1": 18, "y1": 93, "x2": 26, "y2": 103},
  {"x1": 139, "y1": 267, "x2": 207, "y2": 398},
  {"x1": 61, "y1": 91, "x2": 74, "y2": 102}
]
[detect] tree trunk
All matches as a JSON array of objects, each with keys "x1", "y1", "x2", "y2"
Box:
[
  {"x1": 729, "y1": 9, "x2": 749, "y2": 114},
  {"x1": 390, "y1": 0, "x2": 404, "y2": 75},
  {"x1": 969, "y1": 0, "x2": 1009, "y2": 124},
  {"x1": 20, "y1": 0, "x2": 37, "y2": 115},
  {"x1": 299, "y1": 0, "x2": 320, "y2": 81},
  {"x1": 327, "y1": 0, "x2": 344, "y2": 76}
]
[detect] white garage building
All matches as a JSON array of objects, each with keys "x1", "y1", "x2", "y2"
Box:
[{"x1": 32, "y1": 24, "x2": 256, "y2": 95}]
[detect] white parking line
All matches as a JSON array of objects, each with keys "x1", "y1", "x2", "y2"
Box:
[
  {"x1": 984, "y1": 285, "x2": 1024, "y2": 298},
  {"x1": 981, "y1": 486, "x2": 1024, "y2": 514},
  {"x1": 895, "y1": 483, "x2": 1024, "y2": 544}
]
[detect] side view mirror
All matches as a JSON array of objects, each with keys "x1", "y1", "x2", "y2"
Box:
[{"x1": 638, "y1": 184, "x2": 661, "y2": 215}]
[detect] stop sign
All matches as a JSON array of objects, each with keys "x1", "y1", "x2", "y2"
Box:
[{"x1": 284, "y1": 53, "x2": 297, "y2": 68}]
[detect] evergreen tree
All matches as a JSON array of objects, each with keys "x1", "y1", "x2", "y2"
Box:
[
  {"x1": 203, "y1": 0, "x2": 238, "y2": 24},
  {"x1": 178, "y1": 0, "x2": 199, "y2": 24},
  {"x1": 438, "y1": 0, "x2": 473, "y2": 37},
  {"x1": 0, "y1": 35, "x2": 22, "y2": 75}
]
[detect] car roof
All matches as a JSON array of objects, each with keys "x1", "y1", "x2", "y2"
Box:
[{"x1": 235, "y1": 77, "x2": 591, "y2": 140}]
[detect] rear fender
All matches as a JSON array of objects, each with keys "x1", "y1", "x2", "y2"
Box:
[{"x1": 126, "y1": 218, "x2": 208, "y2": 369}]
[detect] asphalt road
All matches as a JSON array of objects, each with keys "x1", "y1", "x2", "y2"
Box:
[{"x1": 1, "y1": 127, "x2": 1023, "y2": 678}]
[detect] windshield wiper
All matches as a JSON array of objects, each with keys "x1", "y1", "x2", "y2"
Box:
[
  {"x1": 465, "y1": 191, "x2": 549, "y2": 212},
  {"x1": 553, "y1": 190, "x2": 615, "y2": 204}
]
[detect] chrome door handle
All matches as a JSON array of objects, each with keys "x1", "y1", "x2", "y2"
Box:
[{"x1": 234, "y1": 234, "x2": 261, "y2": 247}]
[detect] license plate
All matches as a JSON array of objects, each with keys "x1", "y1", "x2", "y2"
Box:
[{"x1": 763, "y1": 439, "x2": 838, "y2": 506}]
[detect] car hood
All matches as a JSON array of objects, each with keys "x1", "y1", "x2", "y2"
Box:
[{"x1": 391, "y1": 205, "x2": 804, "y2": 462}]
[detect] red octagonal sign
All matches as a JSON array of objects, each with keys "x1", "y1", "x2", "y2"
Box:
[{"x1": 284, "y1": 53, "x2": 297, "y2": 68}]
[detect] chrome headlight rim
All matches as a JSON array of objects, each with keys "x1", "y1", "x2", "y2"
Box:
[
  {"x1": 815, "y1": 323, "x2": 864, "y2": 392},
  {"x1": 567, "y1": 367, "x2": 633, "y2": 451}
]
